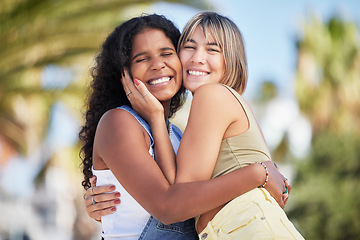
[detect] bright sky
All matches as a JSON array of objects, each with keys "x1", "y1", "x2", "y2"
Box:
[
  {"x1": 149, "y1": 0, "x2": 360, "y2": 98},
  {"x1": 149, "y1": 0, "x2": 359, "y2": 160}
]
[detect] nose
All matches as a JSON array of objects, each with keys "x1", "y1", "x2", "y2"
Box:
[
  {"x1": 151, "y1": 57, "x2": 166, "y2": 70},
  {"x1": 191, "y1": 48, "x2": 206, "y2": 64}
]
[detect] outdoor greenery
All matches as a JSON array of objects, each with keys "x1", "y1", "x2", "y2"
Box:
[
  {"x1": 288, "y1": 16, "x2": 360, "y2": 239},
  {"x1": 0, "y1": 0, "x2": 206, "y2": 239},
  {"x1": 0, "y1": 0, "x2": 359, "y2": 239},
  {"x1": 0, "y1": 0, "x2": 206, "y2": 157}
]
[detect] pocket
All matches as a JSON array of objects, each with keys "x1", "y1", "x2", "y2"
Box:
[
  {"x1": 219, "y1": 202, "x2": 262, "y2": 233},
  {"x1": 217, "y1": 201, "x2": 277, "y2": 240}
]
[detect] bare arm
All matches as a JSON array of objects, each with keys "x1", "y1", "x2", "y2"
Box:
[
  {"x1": 122, "y1": 75, "x2": 176, "y2": 183},
  {"x1": 94, "y1": 108, "x2": 268, "y2": 224},
  {"x1": 123, "y1": 76, "x2": 287, "y2": 207},
  {"x1": 84, "y1": 162, "x2": 288, "y2": 222},
  {"x1": 175, "y1": 84, "x2": 288, "y2": 205},
  {"x1": 175, "y1": 84, "x2": 233, "y2": 182}
]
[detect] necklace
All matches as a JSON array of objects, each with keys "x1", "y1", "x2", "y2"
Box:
[{"x1": 167, "y1": 120, "x2": 172, "y2": 137}]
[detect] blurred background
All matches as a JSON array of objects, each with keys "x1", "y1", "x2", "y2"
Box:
[{"x1": 0, "y1": 0, "x2": 359, "y2": 239}]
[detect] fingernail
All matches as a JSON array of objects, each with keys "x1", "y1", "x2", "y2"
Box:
[
  {"x1": 110, "y1": 185, "x2": 116, "y2": 191},
  {"x1": 114, "y1": 199, "x2": 120, "y2": 204},
  {"x1": 114, "y1": 192, "x2": 120, "y2": 197},
  {"x1": 134, "y1": 79, "x2": 140, "y2": 86},
  {"x1": 111, "y1": 207, "x2": 117, "y2": 212}
]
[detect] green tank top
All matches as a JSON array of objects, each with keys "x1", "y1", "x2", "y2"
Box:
[
  {"x1": 195, "y1": 84, "x2": 272, "y2": 230},
  {"x1": 212, "y1": 84, "x2": 271, "y2": 178}
]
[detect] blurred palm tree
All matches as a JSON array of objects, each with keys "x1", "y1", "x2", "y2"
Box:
[
  {"x1": 0, "y1": 0, "x2": 207, "y2": 160},
  {"x1": 295, "y1": 16, "x2": 360, "y2": 135},
  {"x1": 290, "y1": 15, "x2": 360, "y2": 239},
  {"x1": 0, "y1": 1, "x2": 207, "y2": 238}
]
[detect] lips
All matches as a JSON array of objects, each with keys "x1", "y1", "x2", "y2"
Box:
[
  {"x1": 148, "y1": 76, "x2": 173, "y2": 85},
  {"x1": 187, "y1": 70, "x2": 209, "y2": 76}
]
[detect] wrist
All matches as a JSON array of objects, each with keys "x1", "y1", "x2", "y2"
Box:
[
  {"x1": 256, "y1": 162, "x2": 269, "y2": 188},
  {"x1": 147, "y1": 114, "x2": 164, "y2": 127}
]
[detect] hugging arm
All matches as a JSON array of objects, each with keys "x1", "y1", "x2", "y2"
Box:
[
  {"x1": 85, "y1": 74, "x2": 289, "y2": 224},
  {"x1": 124, "y1": 76, "x2": 288, "y2": 207},
  {"x1": 85, "y1": 161, "x2": 289, "y2": 222},
  {"x1": 122, "y1": 74, "x2": 176, "y2": 184},
  {"x1": 92, "y1": 108, "x2": 274, "y2": 225}
]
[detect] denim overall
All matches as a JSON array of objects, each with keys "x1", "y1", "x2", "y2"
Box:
[
  {"x1": 119, "y1": 106, "x2": 198, "y2": 240},
  {"x1": 138, "y1": 217, "x2": 198, "y2": 240}
]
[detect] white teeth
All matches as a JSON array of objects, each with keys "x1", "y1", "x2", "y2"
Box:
[
  {"x1": 188, "y1": 70, "x2": 208, "y2": 76},
  {"x1": 149, "y1": 77, "x2": 171, "y2": 85}
]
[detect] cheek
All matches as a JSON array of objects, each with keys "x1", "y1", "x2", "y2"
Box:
[
  {"x1": 215, "y1": 58, "x2": 226, "y2": 74},
  {"x1": 170, "y1": 59, "x2": 183, "y2": 82},
  {"x1": 179, "y1": 51, "x2": 190, "y2": 65},
  {"x1": 173, "y1": 59, "x2": 182, "y2": 76},
  {"x1": 130, "y1": 65, "x2": 145, "y2": 81}
]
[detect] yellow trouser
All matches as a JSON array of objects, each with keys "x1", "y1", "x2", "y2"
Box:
[{"x1": 199, "y1": 188, "x2": 304, "y2": 240}]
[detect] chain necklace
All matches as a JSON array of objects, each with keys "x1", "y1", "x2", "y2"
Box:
[{"x1": 167, "y1": 120, "x2": 172, "y2": 137}]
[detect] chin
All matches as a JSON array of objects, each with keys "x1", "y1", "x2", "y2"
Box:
[
  {"x1": 155, "y1": 92, "x2": 177, "y2": 102},
  {"x1": 184, "y1": 83, "x2": 198, "y2": 93}
]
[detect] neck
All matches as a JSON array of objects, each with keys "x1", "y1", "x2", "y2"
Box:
[{"x1": 161, "y1": 100, "x2": 171, "y2": 123}]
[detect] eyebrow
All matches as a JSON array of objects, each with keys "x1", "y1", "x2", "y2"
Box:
[
  {"x1": 132, "y1": 47, "x2": 175, "y2": 61},
  {"x1": 186, "y1": 39, "x2": 219, "y2": 47}
]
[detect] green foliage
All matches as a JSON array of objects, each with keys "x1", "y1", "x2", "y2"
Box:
[
  {"x1": 0, "y1": 0, "x2": 206, "y2": 155},
  {"x1": 291, "y1": 15, "x2": 360, "y2": 239},
  {"x1": 0, "y1": 1, "x2": 207, "y2": 238},
  {"x1": 295, "y1": 16, "x2": 360, "y2": 135},
  {"x1": 289, "y1": 132, "x2": 360, "y2": 239}
]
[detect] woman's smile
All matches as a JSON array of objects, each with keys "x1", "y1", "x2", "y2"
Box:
[
  {"x1": 180, "y1": 26, "x2": 225, "y2": 93},
  {"x1": 130, "y1": 28, "x2": 182, "y2": 102}
]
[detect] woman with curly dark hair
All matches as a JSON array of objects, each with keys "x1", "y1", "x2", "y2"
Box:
[
  {"x1": 80, "y1": 14, "x2": 286, "y2": 240},
  {"x1": 79, "y1": 14, "x2": 186, "y2": 191}
]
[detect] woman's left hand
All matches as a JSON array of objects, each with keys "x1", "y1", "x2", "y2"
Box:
[
  {"x1": 283, "y1": 177, "x2": 292, "y2": 205},
  {"x1": 261, "y1": 161, "x2": 291, "y2": 209},
  {"x1": 84, "y1": 176, "x2": 121, "y2": 222},
  {"x1": 121, "y1": 70, "x2": 164, "y2": 125}
]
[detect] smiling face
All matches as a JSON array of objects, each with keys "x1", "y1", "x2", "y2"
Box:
[
  {"x1": 130, "y1": 28, "x2": 182, "y2": 103},
  {"x1": 179, "y1": 26, "x2": 225, "y2": 93}
]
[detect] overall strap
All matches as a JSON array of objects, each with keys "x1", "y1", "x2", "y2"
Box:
[{"x1": 117, "y1": 105, "x2": 154, "y2": 147}]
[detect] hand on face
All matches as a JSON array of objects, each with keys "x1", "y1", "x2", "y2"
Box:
[
  {"x1": 129, "y1": 28, "x2": 182, "y2": 102},
  {"x1": 122, "y1": 70, "x2": 164, "y2": 125}
]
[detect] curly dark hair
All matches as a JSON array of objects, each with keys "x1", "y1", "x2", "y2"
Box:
[{"x1": 79, "y1": 14, "x2": 186, "y2": 190}]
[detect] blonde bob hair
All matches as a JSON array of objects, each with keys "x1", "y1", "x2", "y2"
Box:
[{"x1": 178, "y1": 12, "x2": 248, "y2": 94}]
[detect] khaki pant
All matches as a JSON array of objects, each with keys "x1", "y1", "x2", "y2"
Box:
[{"x1": 199, "y1": 188, "x2": 304, "y2": 240}]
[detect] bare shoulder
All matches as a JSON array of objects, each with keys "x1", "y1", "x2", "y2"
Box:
[
  {"x1": 100, "y1": 108, "x2": 133, "y2": 125},
  {"x1": 98, "y1": 108, "x2": 141, "y2": 130},
  {"x1": 188, "y1": 84, "x2": 239, "y2": 124},
  {"x1": 193, "y1": 83, "x2": 229, "y2": 96},
  {"x1": 96, "y1": 108, "x2": 147, "y2": 144},
  {"x1": 95, "y1": 107, "x2": 150, "y2": 160},
  {"x1": 192, "y1": 83, "x2": 236, "y2": 106}
]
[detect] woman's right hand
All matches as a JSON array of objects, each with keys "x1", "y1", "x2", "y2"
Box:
[
  {"x1": 121, "y1": 70, "x2": 164, "y2": 126},
  {"x1": 84, "y1": 176, "x2": 121, "y2": 222}
]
